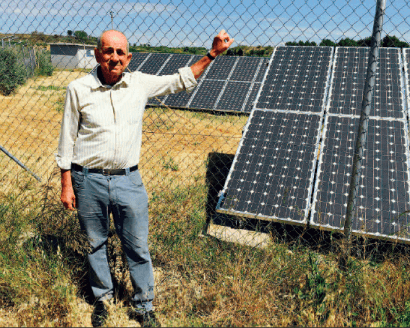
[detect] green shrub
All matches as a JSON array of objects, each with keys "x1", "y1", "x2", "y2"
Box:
[
  {"x1": 35, "y1": 50, "x2": 54, "y2": 76},
  {"x1": 0, "y1": 47, "x2": 28, "y2": 96}
]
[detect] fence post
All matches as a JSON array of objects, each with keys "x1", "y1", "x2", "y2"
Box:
[{"x1": 340, "y1": 0, "x2": 386, "y2": 269}]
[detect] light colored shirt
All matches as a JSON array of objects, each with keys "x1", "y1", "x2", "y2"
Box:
[{"x1": 56, "y1": 66, "x2": 197, "y2": 170}]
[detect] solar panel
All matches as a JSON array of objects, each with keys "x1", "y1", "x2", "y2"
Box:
[
  {"x1": 217, "y1": 109, "x2": 322, "y2": 224},
  {"x1": 158, "y1": 53, "x2": 192, "y2": 75},
  {"x1": 189, "y1": 80, "x2": 226, "y2": 110},
  {"x1": 256, "y1": 46, "x2": 333, "y2": 113},
  {"x1": 230, "y1": 57, "x2": 264, "y2": 82},
  {"x1": 163, "y1": 55, "x2": 203, "y2": 108},
  {"x1": 128, "y1": 52, "x2": 151, "y2": 72},
  {"x1": 328, "y1": 47, "x2": 404, "y2": 119},
  {"x1": 148, "y1": 54, "x2": 194, "y2": 106},
  {"x1": 215, "y1": 81, "x2": 252, "y2": 112},
  {"x1": 138, "y1": 53, "x2": 171, "y2": 75},
  {"x1": 311, "y1": 115, "x2": 410, "y2": 241},
  {"x1": 205, "y1": 56, "x2": 238, "y2": 80}
]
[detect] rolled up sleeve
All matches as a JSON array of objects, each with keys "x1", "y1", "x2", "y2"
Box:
[
  {"x1": 178, "y1": 66, "x2": 197, "y2": 93},
  {"x1": 55, "y1": 85, "x2": 80, "y2": 170}
]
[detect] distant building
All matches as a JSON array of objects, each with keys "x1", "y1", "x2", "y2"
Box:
[{"x1": 49, "y1": 43, "x2": 97, "y2": 69}]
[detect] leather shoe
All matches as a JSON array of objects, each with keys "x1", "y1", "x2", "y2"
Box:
[
  {"x1": 130, "y1": 309, "x2": 161, "y2": 327},
  {"x1": 91, "y1": 300, "x2": 108, "y2": 327}
]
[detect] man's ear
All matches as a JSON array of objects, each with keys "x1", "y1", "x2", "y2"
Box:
[
  {"x1": 124, "y1": 52, "x2": 132, "y2": 68},
  {"x1": 94, "y1": 48, "x2": 102, "y2": 64}
]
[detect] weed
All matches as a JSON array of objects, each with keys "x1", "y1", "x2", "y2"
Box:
[{"x1": 163, "y1": 157, "x2": 179, "y2": 171}]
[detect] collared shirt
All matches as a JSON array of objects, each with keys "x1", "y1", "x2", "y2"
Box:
[{"x1": 56, "y1": 66, "x2": 197, "y2": 170}]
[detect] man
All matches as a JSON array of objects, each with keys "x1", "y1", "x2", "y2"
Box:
[{"x1": 56, "y1": 29, "x2": 234, "y2": 327}]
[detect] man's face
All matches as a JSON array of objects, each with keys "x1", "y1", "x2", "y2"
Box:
[{"x1": 95, "y1": 30, "x2": 132, "y2": 84}]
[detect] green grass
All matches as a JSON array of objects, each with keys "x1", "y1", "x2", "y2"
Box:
[
  {"x1": 35, "y1": 85, "x2": 66, "y2": 91},
  {"x1": 2, "y1": 180, "x2": 410, "y2": 326}
]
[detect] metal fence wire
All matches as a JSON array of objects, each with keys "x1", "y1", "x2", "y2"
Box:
[{"x1": 1, "y1": 0, "x2": 410, "y2": 249}]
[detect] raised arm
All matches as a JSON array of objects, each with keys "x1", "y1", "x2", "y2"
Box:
[{"x1": 190, "y1": 30, "x2": 234, "y2": 79}]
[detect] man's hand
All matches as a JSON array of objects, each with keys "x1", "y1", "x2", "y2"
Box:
[
  {"x1": 209, "y1": 30, "x2": 235, "y2": 58},
  {"x1": 61, "y1": 169, "x2": 76, "y2": 210},
  {"x1": 190, "y1": 29, "x2": 234, "y2": 79}
]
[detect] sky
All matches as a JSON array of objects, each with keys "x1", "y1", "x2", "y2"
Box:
[{"x1": 1, "y1": 0, "x2": 410, "y2": 48}]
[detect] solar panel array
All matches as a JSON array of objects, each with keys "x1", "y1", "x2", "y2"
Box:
[
  {"x1": 216, "y1": 46, "x2": 410, "y2": 243},
  {"x1": 217, "y1": 47, "x2": 333, "y2": 224}
]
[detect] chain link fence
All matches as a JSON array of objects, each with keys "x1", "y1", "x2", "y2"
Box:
[{"x1": 1, "y1": 0, "x2": 410, "y2": 249}]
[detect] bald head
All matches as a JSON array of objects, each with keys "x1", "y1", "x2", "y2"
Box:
[{"x1": 97, "y1": 30, "x2": 129, "y2": 54}]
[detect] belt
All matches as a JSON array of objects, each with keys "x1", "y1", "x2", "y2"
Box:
[{"x1": 71, "y1": 163, "x2": 138, "y2": 176}]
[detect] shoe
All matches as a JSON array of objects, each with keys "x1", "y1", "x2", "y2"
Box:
[
  {"x1": 130, "y1": 309, "x2": 161, "y2": 327},
  {"x1": 91, "y1": 300, "x2": 108, "y2": 327}
]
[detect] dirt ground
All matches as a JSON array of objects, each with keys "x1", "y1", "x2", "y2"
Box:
[{"x1": 0, "y1": 69, "x2": 247, "y2": 196}]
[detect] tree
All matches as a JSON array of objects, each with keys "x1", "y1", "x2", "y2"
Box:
[
  {"x1": 226, "y1": 49, "x2": 234, "y2": 56},
  {"x1": 74, "y1": 30, "x2": 88, "y2": 40},
  {"x1": 382, "y1": 35, "x2": 409, "y2": 48},
  {"x1": 67, "y1": 30, "x2": 73, "y2": 36},
  {"x1": 357, "y1": 37, "x2": 372, "y2": 47},
  {"x1": 0, "y1": 48, "x2": 27, "y2": 95},
  {"x1": 337, "y1": 38, "x2": 358, "y2": 47},
  {"x1": 320, "y1": 39, "x2": 336, "y2": 47}
]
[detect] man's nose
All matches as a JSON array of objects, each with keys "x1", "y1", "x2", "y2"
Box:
[{"x1": 111, "y1": 51, "x2": 119, "y2": 61}]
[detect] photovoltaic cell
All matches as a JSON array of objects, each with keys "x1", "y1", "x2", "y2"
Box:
[
  {"x1": 215, "y1": 81, "x2": 252, "y2": 111},
  {"x1": 311, "y1": 116, "x2": 410, "y2": 241},
  {"x1": 256, "y1": 46, "x2": 333, "y2": 113},
  {"x1": 217, "y1": 109, "x2": 322, "y2": 224},
  {"x1": 328, "y1": 47, "x2": 404, "y2": 119},
  {"x1": 138, "y1": 53, "x2": 171, "y2": 75}
]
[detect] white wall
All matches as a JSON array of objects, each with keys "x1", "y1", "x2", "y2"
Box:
[
  {"x1": 77, "y1": 48, "x2": 97, "y2": 69},
  {"x1": 51, "y1": 54, "x2": 78, "y2": 69}
]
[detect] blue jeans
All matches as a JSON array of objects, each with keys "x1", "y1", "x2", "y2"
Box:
[{"x1": 71, "y1": 167, "x2": 154, "y2": 311}]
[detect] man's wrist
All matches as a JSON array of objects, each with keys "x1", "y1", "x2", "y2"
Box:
[
  {"x1": 208, "y1": 50, "x2": 217, "y2": 59},
  {"x1": 206, "y1": 52, "x2": 215, "y2": 61}
]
